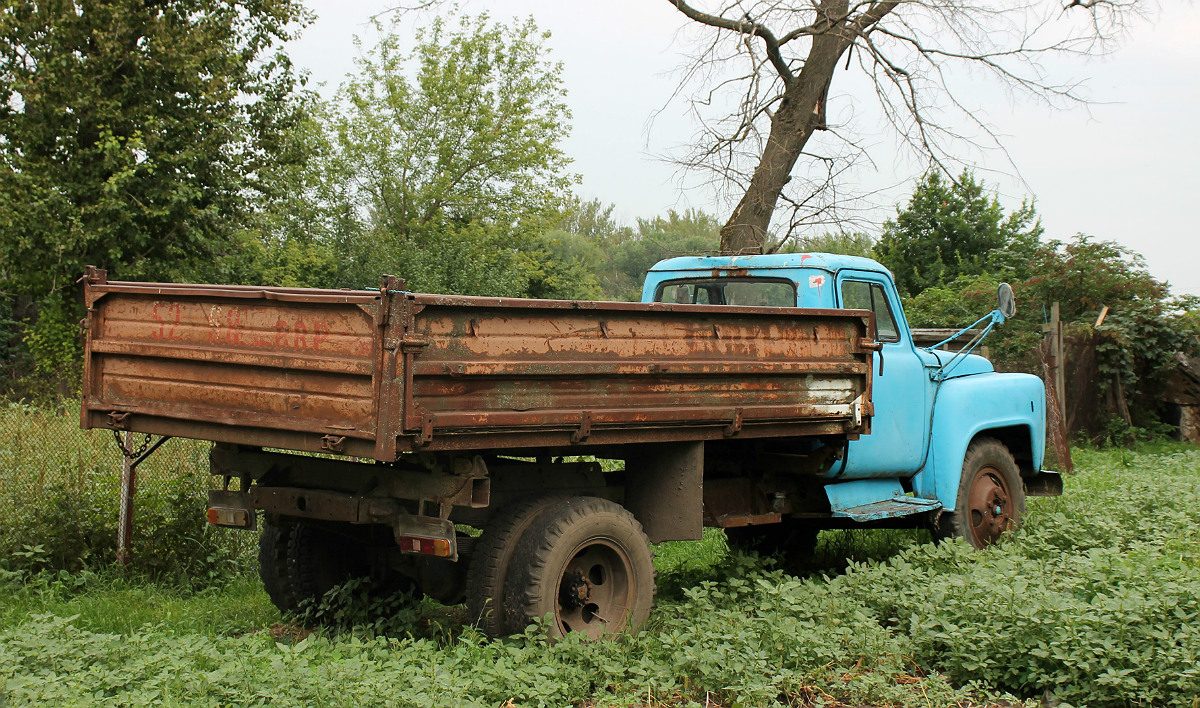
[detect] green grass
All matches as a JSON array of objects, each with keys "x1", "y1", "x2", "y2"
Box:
[
  {"x1": 0, "y1": 571, "x2": 275, "y2": 638},
  {"x1": 2, "y1": 408, "x2": 1199, "y2": 706}
]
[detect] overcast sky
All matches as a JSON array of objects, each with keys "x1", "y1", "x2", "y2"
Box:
[{"x1": 288, "y1": 1, "x2": 1200, "y2": 297}]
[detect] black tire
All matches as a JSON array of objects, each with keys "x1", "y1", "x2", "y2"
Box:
[
  {"x1": 940, "y1": 437, "x2": 1026, "y2": 548},
  {"x1": 503, "y1": 497, "x2": 656, "y2": 640},
  {"x1": 465, "y1": 496, "x2": 563, "y2": 637},
  {"x1": 286, "y1": 520, "x2": 370, "y2": 606},
  {"x1": 259, "y1": 515, "x2": 299, "y2": 613},
  {"x1": 725, "y1": 520, "x2": 819, "y2": 572}
]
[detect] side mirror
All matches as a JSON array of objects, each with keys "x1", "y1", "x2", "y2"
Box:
[{"x1": 997, "y1": 283, "x2": 1016, "y2": 319}]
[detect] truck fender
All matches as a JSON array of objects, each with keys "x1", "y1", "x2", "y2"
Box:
[{"x1": 911, "y1": 372, "x2": 1046, "y2": 511}]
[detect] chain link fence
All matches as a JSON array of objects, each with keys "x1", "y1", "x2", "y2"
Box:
[{"x1": 0, "y1": 401, "x2": 256, "y2": 577}]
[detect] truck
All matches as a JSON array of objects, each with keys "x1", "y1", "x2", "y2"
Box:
[{"x1": 79, "y1": 253, "x2": 1060, "y2": 639}]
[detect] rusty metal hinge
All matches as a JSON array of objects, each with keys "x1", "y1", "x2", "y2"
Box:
[
  {"x1": 418, "y1": 414, "x2": 436, "y2": 446},
  {"x1": 724, "y1": 408, "x2": 744, "y2": 437},
  {"x1": 320, "y1": 435, "x2": 346, "y2": 453},
  {"x1": 571, "y1": 411, "x2": 592, "y2": 443}
]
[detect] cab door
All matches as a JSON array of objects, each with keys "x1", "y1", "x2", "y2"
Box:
[{"x1": 834, "y1": 270, "x2": 931, "y2": 478}]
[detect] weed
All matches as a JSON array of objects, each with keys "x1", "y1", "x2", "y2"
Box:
[{"x1": 1, "y1": 418, "x2": 1198, "y2": 706}]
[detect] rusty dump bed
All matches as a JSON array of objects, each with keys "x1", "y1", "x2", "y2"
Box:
[{"x1": 80, "y1": 269, "x2": 875, "y2": 461}]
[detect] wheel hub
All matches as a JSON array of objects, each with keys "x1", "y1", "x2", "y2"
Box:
[
  {"x1": 966, "y1": 465, "x2": 1013, "y2": 547},
  {"x1": 559, "y1": 570, "x2": 591, "y2": 610}
]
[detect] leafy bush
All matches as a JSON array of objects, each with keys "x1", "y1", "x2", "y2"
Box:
[{"x1": 0, "y1": 404, "x2": 253, "y2": 582}]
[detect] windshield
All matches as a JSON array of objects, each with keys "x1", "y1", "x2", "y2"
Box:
[{"x1": 653, "y1": 278, "x2": 796, "y2": 307}]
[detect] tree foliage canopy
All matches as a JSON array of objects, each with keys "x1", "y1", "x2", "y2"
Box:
[
  {"x1": 874, "y1": 171, "x2": 1042, "y2": 298},
  {"x1": 548, "y1": 200, "x2": 720, "y2": 301},
  {"x1": 298, "y1": 13, "x2": 578, "y2": 297},
  {"x1": 0, "y1": 0, "x2": 312, "y2": 298}
]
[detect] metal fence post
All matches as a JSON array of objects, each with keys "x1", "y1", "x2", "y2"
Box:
[{"x1": 117, "y1": 430, "x2": 137, "y2": 567}]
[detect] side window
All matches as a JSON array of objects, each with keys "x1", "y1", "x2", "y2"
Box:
[{"x1": 840, "y1": 280, "x2": 900, "y2": 343}]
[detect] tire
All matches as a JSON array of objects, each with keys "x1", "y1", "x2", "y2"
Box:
[
  {"x1": 725, "y1": 520, "x2": 819, "y2": 573},
  {"x1": 940, "y1": 437, "x2": 1026, "y2": 548},
  {"x1": 286, "y1": 520, "x2": 370, "y2": 606},
  {"x1": 503, "y1": 497, "x2": 656, "y2": 640},
  {"x1": 466, "y1": 496, "x2": 565, "y2": 637},
  {"x1": 258, "y1": 515, "x2": 298, "y2": 613}
]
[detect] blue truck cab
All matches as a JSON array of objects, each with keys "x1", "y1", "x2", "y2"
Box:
[{"x1": 643, "y1": 253, "x2": 1061, "y2": 548}]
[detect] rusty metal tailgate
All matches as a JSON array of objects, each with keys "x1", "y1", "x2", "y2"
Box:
[{"x1": 81, "y1": 270, "x2": 403, "y2": 459}]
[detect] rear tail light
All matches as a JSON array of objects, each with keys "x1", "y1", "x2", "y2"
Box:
[
  {"x1": 207, "y1": 506, "x2": 253, "y2": 528},
  {"x1": 396, "y1": 535, "x2": 452, "y2": 557}
]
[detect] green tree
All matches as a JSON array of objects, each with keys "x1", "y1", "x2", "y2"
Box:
[
  {"x1": 778, "y1": 232, "x2": 875, "y2": 258},
  {"x1": 544, "y1": 202, "x2": 722, "y2": 301},
  {"x1": 0, "y1": 0, "x2": 312, "y2": 389},
  {"x1": 874, "y1": 171, "x2": 1042, "y2": 298},
  {"x1": 0, "y1": 0, "x2": 311, "y2": 293},
  {"x1": 610, "y1": 209, "x2": 720, "y2": 301},
  {"x1": 317, "y1": 13, "x2": 577, "y2": 297},
  {"x1": 904, "y1": 235, "x2": 1199, "y2": 440},
  {"x1": 545, "y1": 199, "x2": 632, "y2": 300}
]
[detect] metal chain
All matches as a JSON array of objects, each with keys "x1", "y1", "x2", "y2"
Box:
[{"x1": 112, "y1": 429, "x2": 154, "y2": 459}]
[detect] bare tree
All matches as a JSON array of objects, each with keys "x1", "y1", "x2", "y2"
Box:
[{"x1": 665, "y1": 0, "x2": 1142, "y2": 253}]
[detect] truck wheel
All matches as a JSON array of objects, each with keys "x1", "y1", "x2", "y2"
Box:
[
  {"x1": 725, "y1": 521, "x2": 819, "y2": 572},
  {"x1": 943, "y1": 437, "x2": 1026, "y2": 548},
  {"x1": 259, "y1": 515, "x2": 299, "y2": 613},
  {"x1": 287, "y1": 520, "x2": 370, "y2": 606},
  {"x1": 504, "y1": 497, "x2": 655, "y2": 640},
  {"x1": 465, "y1": 496, "x2": 563, "y2": 637}
]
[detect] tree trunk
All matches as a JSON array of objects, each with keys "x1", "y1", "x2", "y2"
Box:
[{"x1": 719, "y1": 4, "x2": 850, "y2": 254}]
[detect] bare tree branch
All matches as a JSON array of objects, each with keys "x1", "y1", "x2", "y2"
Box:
[{"x1": 663, "y1": 0, "x2": 1148, "y2": 253}]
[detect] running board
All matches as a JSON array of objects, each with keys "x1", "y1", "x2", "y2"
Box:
[
  {"x1": 833, "y1": 495, "x2": 942, "y2": 522},
  {"x1": 825, "y1": 478, "x2": 943, "y2": 522}
]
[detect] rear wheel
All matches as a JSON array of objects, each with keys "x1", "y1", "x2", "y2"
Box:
[
  {"x1": 465, "y1": 496, "x2": 563, "y2": 637},
  {"x1": 286, "y1": 520, "x2": 419, "y2": 611},
  {"x1": 940, "y1": 437, "x2": 1026, "y2": 548},
  {"x1": 503, "y1": 497, "x2": 655, "y2": 640},
  {"x1": 286, "y1": 520, "x2": 370, "y2": 607},
  {"x1": 258, "y1": 515, "x2": 298, "y2": 613}
]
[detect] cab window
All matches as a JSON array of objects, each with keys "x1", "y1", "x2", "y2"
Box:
[
  {"x1": 840, "y1": 280, "x2": 900, "y2": 342},
  {"x1": 654, "y1": 278, "x2": 796, "y2": 307}
]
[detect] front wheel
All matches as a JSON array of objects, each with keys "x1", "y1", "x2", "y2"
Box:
[
  {"x1": 939, "y1": 437, "x2": 1026, "y2": 548},
  {"x1": 503, "y1": 497, "x2": 656, "y2": 640}
]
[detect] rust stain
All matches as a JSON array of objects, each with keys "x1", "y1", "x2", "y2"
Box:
[{"x1": 81, "y1": 276, "x2": 873, "y2": 461}]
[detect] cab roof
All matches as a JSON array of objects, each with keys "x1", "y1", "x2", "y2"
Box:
[{"x1": 648, "y1": 253, "x2": 890, "y2": 275}]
